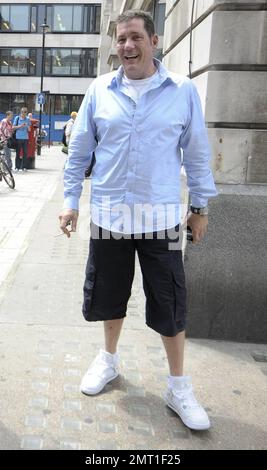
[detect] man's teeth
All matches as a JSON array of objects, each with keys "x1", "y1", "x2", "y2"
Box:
[{"x1": 126, "y1": 55, "x2": 138, "y2": 59}]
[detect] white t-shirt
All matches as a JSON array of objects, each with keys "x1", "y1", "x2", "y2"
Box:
[{"x1": 121, "y1": 70, "x2": 160, "y2": 103}]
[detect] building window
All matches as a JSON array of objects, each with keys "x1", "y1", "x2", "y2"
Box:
[
  {"x1": 30, "y1": 5, "x2": 38, "y2": 33},
  {"x1": 0, "y1": 93, "x2": 10, "y2": 112},
  {"x1": 0, "y1": 4, "x2": 101, "y2": 34},
  {"x1": 12, "y1": 94, "x2": 27, "y2": 115},
  {"x1": 45, "y1": 48, "x2": 97, "y2": 77},
  {"x1": 54, "y1": 95, "x2": 69, "y2": 115},
  {"x1": 85, "y1": 49, "x2": 98, "y2": 77},
  {"x1": 0, "y1": 5, "x2": 30, "y2": 32},
  {"x1": 49, "y1": 5, "x2": 83, "y2": 32},
  {"x1": 0, "y1": 48, "x2": 36, "y2": 75},
  {"x1": 53, "y1": 95, "x2": 83, "y2": 115},
  {"x1": 0, "y1": 93, "x2": 84, "y2": 119},
  {"x1": 46, "y1": 4, "x2": 101, "y2": 33},
  {"x1": 0, "y1": 93, "x2": 37, "y2": 116},
  {"x1": 88, "y1": 4, "x2": 101, "y2": 33},
  {"x1": 153, "y1": 1, "x2": 166, "y2": 36},
  {"x1": 70, "y1": 95, "x2": 83, "y2": 113}
]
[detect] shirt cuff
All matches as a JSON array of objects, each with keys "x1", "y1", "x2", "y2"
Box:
[
  {"x1": 63, "y1": 196, "x2": 79, "y2": 211},
  {"x1": 190, "y1": 196, "x2": 208, "y2": 208}
]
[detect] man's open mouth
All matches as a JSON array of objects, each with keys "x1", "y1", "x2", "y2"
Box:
[{"x1": 125, "y1": 55, "x2": 138, "y2": 60}]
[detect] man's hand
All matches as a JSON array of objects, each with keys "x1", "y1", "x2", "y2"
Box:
[
  {"x1": 58, "y1": 209, "x2": 79, "y2": 238},
  {"x1": 187, "y1": 213, "x2": 208, "y2": 244}
]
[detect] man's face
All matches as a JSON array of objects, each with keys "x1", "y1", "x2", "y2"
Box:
[{"x1": 116, "y1": 18, "x2": 158, "y2": 80}]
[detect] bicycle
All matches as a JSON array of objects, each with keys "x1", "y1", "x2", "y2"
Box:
[{"x1": 0, "y1": 139, "x2": 15, "y2": 189}]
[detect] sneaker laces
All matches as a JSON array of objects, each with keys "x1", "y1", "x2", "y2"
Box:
[{"x1": 171, "y1": 385, "x2": 200, "y2": 410}]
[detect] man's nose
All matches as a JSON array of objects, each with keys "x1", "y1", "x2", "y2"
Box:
[{"x1": 124, "y1": 38, "x2": 135, "y2": 49}]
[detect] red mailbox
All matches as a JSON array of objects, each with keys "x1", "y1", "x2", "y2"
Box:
[{"x1": 27, "y1": 118, "x2": 39, "y2": 169}]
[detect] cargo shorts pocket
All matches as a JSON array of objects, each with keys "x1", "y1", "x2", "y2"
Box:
[{"x1": 83, "y1": 265, "x2": 96, "y2": 319}]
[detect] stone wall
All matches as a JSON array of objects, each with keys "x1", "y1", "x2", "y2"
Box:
[{"x1": 163, "y1": 0, "x2": 267, "y2": 342}]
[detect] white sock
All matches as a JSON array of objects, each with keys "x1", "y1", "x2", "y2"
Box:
[
  {"x1": 168, "y1": 375, "x2": 190, "y2": 389},
  {"x1": 101, "y1": 349, "x2": 118, "y2": 362}
]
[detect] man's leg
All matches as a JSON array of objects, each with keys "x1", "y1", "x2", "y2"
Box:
[
  {"x1": 81, "y1": 230, "x2": 135, "y2": 396},
  {"x1": 15, "y1": 141, "x2": 21, "y2": 169},
  {"x1": 22, "y1": 140, "x2": 28, "y2": 169},
  {"x1": 104, "y1": 318, "x2": 124, "y2": 354},
  {"x1": 137, "y1": 233, "x2": 210, "y2": 430},
  {"x1": 161, "y1": 330, "x2": 185, "y2": 376},
  {"x1": 162, "y1": 329, "x2": 210, "y2": 430},
  {"x1": 80, "y1": 318, "x2": 124, "y2": 395}
]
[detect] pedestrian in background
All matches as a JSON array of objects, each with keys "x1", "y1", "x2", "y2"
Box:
[
  {"x1": 0, "y1": 110, "x2": 14, "y2": 169},
  {"x1": 65, "y1": 111, "x2": 78, "y2": 146},
  {"x1": 59, "y1": 10, "x2": 217, "y2": 431},
  {"x1": 14, "y1": 107, "x2": 31, "y2": 171}
]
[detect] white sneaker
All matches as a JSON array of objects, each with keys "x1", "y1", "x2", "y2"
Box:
[
  {"x1": 80, "y1": 349, "x2": 119, "y2": 395},
  {"x1": 164, "y1": 376, "x2": 210, "y2": 430}
]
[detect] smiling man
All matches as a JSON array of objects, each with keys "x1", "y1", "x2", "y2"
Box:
[
  {"x1": 116, "y1": 15, "x2": 158, "y2": 79},
  {"x1": 59, "y1": 10, "x2": 217, "y2": 432}
]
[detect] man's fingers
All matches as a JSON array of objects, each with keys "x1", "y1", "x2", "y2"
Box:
[
  {"x1": 58, "y1": 210, "x2": 79, "y2": 238},
  {"x1": 71, "y1": 219, "x2": 77, "y2": 232},
  {"x1": 192, "y1": 227, "x2": 207, "y2": 244},
  {"x1": 59, "y1": 217, "x2": 72, "y2": 237},
  {"x1": 59, "y1": 216, "x2": 69, "y2": 229},
  {"x1": 63, "y1": 228, "x2": 71, "y2": 238},
  {"x1": 192, "y1": 230, "x2": 200, "y2": 244}
]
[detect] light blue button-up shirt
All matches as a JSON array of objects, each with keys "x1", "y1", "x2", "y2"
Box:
[{"x1": 64, "y1": 59, "x2": 217, "y2": 233}]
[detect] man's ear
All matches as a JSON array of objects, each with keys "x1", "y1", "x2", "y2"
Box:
[{"x1": 152, "y1": 34, "x2": 159, "y2": 48}]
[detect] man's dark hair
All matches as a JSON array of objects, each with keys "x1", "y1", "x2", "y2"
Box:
[{"x1": 116, "y1": 9, "x2": 155, "y2": 37}]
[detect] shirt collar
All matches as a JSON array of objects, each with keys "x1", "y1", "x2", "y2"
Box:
[{"x1": 109, "y1": 58, "x2": 174, "y2": 89}]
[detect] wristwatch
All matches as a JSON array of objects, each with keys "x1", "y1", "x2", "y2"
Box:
[{"x1": 190, "y1": 205, "x2": 208, "y2": 216}]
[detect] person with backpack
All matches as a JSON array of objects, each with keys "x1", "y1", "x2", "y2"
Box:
[
  {"x1": 65, "y1": 112, "x2": 77, "y2": 145},
  {"x1": 14, "y1": 107, "x2": 31, "y2": 171},
  {"x1": 62, "y1": 112, "x2": 77, "y2": 155}
]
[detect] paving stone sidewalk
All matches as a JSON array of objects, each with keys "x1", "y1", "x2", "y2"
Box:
[
  {"x1": 0, "y1": 146, "x2": 64, "y2": 295},
  {"x1": 0, "y1": 148, "x2": 266, "y2": 450}
]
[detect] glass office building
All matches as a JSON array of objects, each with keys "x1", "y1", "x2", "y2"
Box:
[
  {"x1": 0, "y1": 1, "x2": 166, "y2": 141},
  {"x1": 0, "y1": 1, "x2": 101, "y2": 129}
]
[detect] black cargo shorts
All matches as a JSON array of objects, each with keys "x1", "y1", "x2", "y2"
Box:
[{"x1": 82, "y1": 224, "x2": 187, "y2": 337}]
